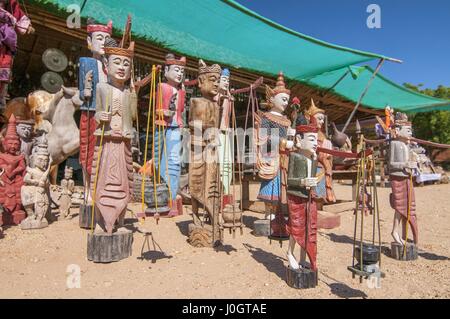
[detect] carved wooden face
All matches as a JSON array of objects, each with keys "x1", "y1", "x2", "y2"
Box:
[
  {"x1": 34, "y1": 155, "x2": 49, "y2": 171},
  {"x1": 296, "y1": 132, "x2": 318, "y2": 154},
  {"x1": 270, "y1": 93, "x2": 290, "y2": 113},
  {"x1": 16, "y1": 123, "x2": 33, "y2": 139},
  {"x1": 165, "y1": 64, "x2": 185, "y2": 85},
  {"x1": 396, "y1": 125, "x2": 412, "y2": 138},
  {"x1": 219, "y1": 75, "x2": 230, "y2": 91},
  {"x1": 2, "y1": 138, "x2": 20, "y2": 155},
  {"x1": 314, "y1": 112, "x2": 325, "y2": 129},
  {"x1": 64, "y1": 168, "x2": 73, "y2": 179},
  {"x1": 87, "y1": 31, "x2": 110, "y2": 56},
  {"x1": 107, "y1": 54, "x2": 131, "y2": 83},
  {"x1": 198, "y1": 73, "x2": 220, "y2": 98}
]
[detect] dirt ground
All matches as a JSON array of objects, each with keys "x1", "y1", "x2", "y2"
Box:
[{"x1": 0, "y1": 182, "x2": 449, "y2": 299}]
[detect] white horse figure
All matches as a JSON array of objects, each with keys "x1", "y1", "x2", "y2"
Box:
[{"x1": 28, "y1": 86, "x2": 82, "y2": 183}]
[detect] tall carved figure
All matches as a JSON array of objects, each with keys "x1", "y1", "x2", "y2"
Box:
[
  {"x1": 217, "y1": 68, "x2": 234, "y2": 205},
  {"x1": 154, "y1": 53, "x2": 186, "y2": 216},
  {"x1": 188, "y1": 59, "x2": 222, "y2": 247},
  {"x1": 255, "y1": 72, "x2": 294, "y2": 238},
  {"x1": 78, "y1": 18, "x2": 112, "y2": 210},
  {"x1": 20, "y1": 137, "x2": 51, "y2": 230},
  {"x1": 304, "y1": 99, "x2": 335, "y2": 204},
  {"x1": 285, "y1": 121, "x2": 319, "y2": 289},
  {"x1": 388, "y1": 112, "x2": 419, "y2": 260},
  {"x1": 0, "y1": 114, "x2": 26, "y2": 225},
  {"x1": 90, "y1": 38, "x2": 135, "y2": 235}
]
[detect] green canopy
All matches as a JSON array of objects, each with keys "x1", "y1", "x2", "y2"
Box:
[
  {"x1": 303, "y1": 66, "x2": 450, "y2": 113},
  {"x1": 31, "y1": 0, "x2": 391, "y2": 79}
]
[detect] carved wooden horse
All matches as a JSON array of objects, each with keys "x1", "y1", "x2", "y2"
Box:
[{"x1": 27, "y1": 87, "x2": 82, "y2": 184}]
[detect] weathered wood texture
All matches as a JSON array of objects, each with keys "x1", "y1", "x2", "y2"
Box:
[{"x1": 87, "y1": 230, "x2": 133, "y2": 263}]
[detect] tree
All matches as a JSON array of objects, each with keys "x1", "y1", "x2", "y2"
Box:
[{"x1": 403, "y1": 83, "x2": 450, "y2": 166}]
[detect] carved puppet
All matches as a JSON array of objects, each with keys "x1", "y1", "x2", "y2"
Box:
[
  {"x1": 389, "y1": 112, "x2": 418, "y2": 246},
  {"x1": 304, "y1": 99, "x2": 336, "y2": 204},
  {"x1": 188, "y1": 59, "x2": 222, "y2": 245},
  {"x1": 78, "y1": 18, "x2": 112, "y2": 203},
  {"x1": 286, "y1": 121, "x2": 319, "y2": 271},
  {"x1": 256, "y1": 72, "x2": 295, "y2": 236},
  {"x1": 217, "y1": 68, "x2": 233, "y2": 203},
  {"x1": 154, "y1": 53, "x2": 186, "y2": 216},
  {"x1": 89, "y1": 38, "x2": 136, "y2": 234}
]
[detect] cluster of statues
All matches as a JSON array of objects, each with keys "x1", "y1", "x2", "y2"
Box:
[{"x1": 2, "y1": 14, "x2": 447, "y2": 289}]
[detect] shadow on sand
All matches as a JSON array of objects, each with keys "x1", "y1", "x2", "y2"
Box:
[
  {"x1": 319, "y1": 272, "x2": 368, "y2": 299},
  {"x1": 243, "y1": 243, "x2": 286, "y2": 281}
]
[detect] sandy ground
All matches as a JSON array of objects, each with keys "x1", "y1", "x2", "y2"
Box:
[{"x1": 0, "y1": 182, "x2": 449, "y2": 299}]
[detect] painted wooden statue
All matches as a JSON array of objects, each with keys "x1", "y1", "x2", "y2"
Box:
[
  {"x1": 0, "y1": 114, "x2": 26, "y2": 225},
  {"x1": 256, "y1": 72, "x2": 295, "y2": 237},
  {"x1": 20, "y1": 137, "x2": 52, "y2": 230},
  {"x1": 304, "y1": 99, "x2": 336, "y2": 203},
  {"x1": 217, "y1": 68, "x2": 234, "y2": 205},
  {"x1": 154, "y1": 53, "x2": 186, "y2": 216},
  {"x1": 285, "y1": 120, "x2": 319, "y2": 288},
  {"x1": 188, "y1": 59, "x2": 222, "y2": 247},
  {"x1": 90, "y1": 38, "x2": 135, "y2": 235},
  {"x1": 78, "y1": 18, "x2": 112, "y2": 206},
  {"x1": 389, "y1": 112, "x2": 418, "y2": 253}
]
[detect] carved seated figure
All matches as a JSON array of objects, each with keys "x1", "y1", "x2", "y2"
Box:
[
  {"x1": 0, "y1": 114, "x2": 26, "y2": 225},
  {"x1": 20, "y1": 138, "x2": 52, "y2": 230}
]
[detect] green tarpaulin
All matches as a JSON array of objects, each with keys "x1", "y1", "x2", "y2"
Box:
[
  {"x1": 303, "y1": 66, "x2": 450, "y2": 113},
  {"x1": 31, "y1": 0, "x2": 390, "y2": 79}
]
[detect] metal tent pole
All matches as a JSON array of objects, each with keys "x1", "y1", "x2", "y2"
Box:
[{"x1": 342, "y1": 58, "x2": 385, "y2": 133}]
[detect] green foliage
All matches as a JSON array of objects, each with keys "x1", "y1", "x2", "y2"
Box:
[{"x1": 403, "y1": 83, "x2": 450, "y2": 145}]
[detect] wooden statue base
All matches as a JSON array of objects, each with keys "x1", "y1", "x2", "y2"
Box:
[
  {"x1": 87, "y1": 229, "x2": 133, "y2": 263},
  {"x1": 390, "y1": 242, "x2": 418, "y2": 261},
  {"x1": 286, "y1": 265, "x2": 318, "y2": 289},
  {"x1": 79, "y1": 204, "x2": 95, "y2": 229},
  {"x1": 20, "y1": 217, "x2": 48, "y2": 230},
  {"x1": 188, "y1": 223, "x2": 221, "y2": 248},
  {"x1": 252, "y1": 219, "x2": 270, "y2": 237}
]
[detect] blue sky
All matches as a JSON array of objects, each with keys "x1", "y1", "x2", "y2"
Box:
[{"x1": 235, "y1": 0, "x2": 450, "y2": 89}]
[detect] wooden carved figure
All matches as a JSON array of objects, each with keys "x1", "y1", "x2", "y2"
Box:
[
  {"x1": 285, "y1": 121, "x2": 319, "y2": 289},
  {"x1": 304, "y1": 99, "x2": 336, "y2": 203},
  {"x1": 154, "y1": 53, "x2": 186, "y2": 216},
  {"x1": 78, "y1": 18, "x2": 112, "y2": 214},
  {"x1": 90, "y1": 38, "x2": 136, "y2": 235},
  {"x1": 20, "y1": 137, "x2": 51, "y2": 230},
  {"x1": 59, "y1": 166, "x2": 74, "y2": 219},
  {"x1": 389, "y1": 112, "x2": 419, "y2": 260},
  {"x1": 255, "y1": 72, "x2": 294, "y2": 238},
  {"x1": 188, "y1": 59, "x2": 222, "y2": 247},
  {"x1": 217, "y1": 68, "x2": 234, "y2": 206},
  {"x1": 0, "y1": 114, "x2": 26, "y2": 225}
]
